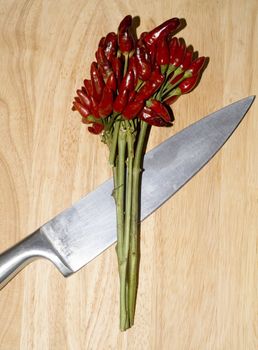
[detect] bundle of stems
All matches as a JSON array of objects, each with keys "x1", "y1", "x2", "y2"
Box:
[{"x1": 109, "y1": 118, "x2": 149, "y2": 330}]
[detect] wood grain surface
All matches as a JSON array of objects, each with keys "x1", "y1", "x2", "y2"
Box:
[{"x1": 0, "y1": 1, "x2": 257, "y2": 349}]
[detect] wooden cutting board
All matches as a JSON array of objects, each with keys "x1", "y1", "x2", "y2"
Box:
[{"x1": 0, "y1": 1, "x2": 257, "y2": 349}]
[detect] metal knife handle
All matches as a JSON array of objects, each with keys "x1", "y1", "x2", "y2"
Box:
[{"x1": 0, "y1": 230, "x2": 73, "y2": 290}]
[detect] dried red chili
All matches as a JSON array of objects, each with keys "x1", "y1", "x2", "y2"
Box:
[
  {"x1": 128, "y1": 56, "x2": 139, "y2": 88},
  {"x1": 104, "y1": 32, "x2": 118, "y2": 60},
  {"x1": 178, "y1": 74, "x2": 200, "y2": 93},
  {"x1": 95, "y1": 47, "x2": 112, "y2": 79},
  {"x1": 113, "y1": 89, "x2": 128, "y2": 113},
  {"x1": 184, "y1": 56, "x2": 206, "y2": 78},
  {"x1": 139, "y1": 106, "x2": 171, "y2": 126},
  {"x1": 119, "y1": 69, "x2": 134, "y2": 94},
  {"x1": 89, "y1": 95, "x2": 100, "y2": 118},
  {"x1": 146, "y1": 99, "x2": 171, "y2": 122},
  {"x1": 179, "y1": 47, "x2": 193, "y2": 71},
  {"x1": 98, "y1": 86, "x2": 113, "y2": 118},
  {"x1": 106, "y1": 72, "x2": 117, "y2": 92},
  {"x1": 111, "y1": 57, "x2": 123, "y2": 87},
  {"x1": 84, "y1": 79, "x2": 93, "y2": 97},
  {"x1": 144, "y1": 18, "x2": 180, "y2": 47},
  {"x1": 98, "y1": 36, "x2": 106, "y2": 48},
  {"x1": 122, "y1": 101, "x2": 144, "y2": 120},
  {"x1": 90, "y1": 62, "x2": 105, "y2": 102},
  {"x1": 135, "y1": 45, "x2": 152, "y2": 81},
  {"x1": 164, "y1": 95, "x2": 179, "y2": 105},
  {"x1": 76, "y1": 89, "x2": 92, "y2": 110},
  {"x1": 170, "y1": 38, "x2": 186, "y2": 68},
  {"x1": 128, "y1": 90, "x2": 136, "y2": 103},
  {"x1": 135, "y1": 70, "x2": 164, "y2": 102},
  {"x1": 73, "y1": 100, "x2": 91, "y2": 118},
  {"x1": 88, "y1": 122, "x2": 104, "y2": 134},
  {"x1": 118, "y1": 15, "x2": 135, "y2": 53},
  {"x1": 156, "y1": 36, "x2": 170, "y2": 73}
]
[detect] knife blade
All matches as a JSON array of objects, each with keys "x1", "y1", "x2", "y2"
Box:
[{"x1": 0, "y1": 96, "x2": 255, "y2": 290}]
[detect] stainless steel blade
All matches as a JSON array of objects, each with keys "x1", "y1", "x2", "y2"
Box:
[{"x1": 0, "y1": 96, "x2": 255, "y2": 285}]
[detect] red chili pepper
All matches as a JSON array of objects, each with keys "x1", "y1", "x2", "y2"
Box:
[
  {"x1": 76, "y1": 89, "x2": 92, "y2": 110},
  {"x1": 144, "y1": 18, "x2": 180, "y2": 47},
  {"x1": 178, "y1": 74, "x2": 199, "y2": 93},
  {"x1": 156, "y1": 36, "x2": 170, "y2": 73},
  {"x1": 98, "y1": 36, "x2": 106, "y2": 48},
  {"x1": 111, "y1": 57, "x2": 123, "y2": 87},
  {"x1": 147, "y1": 99, "x2": 171, "y2": 122},
  {"x1": 119, "y1": 69, "x2": 134, "y2": 94},
  {"x1": 184, "y1": 56, "x2": 206, "y2": 78},
  {"x1": 139, "y1": 107, "x2": 171, "y2": 127},
  {"x1": 89, "y1": 96, "x2": 100, "y2": 118},
  {"x1": 135, "y1": 45, "x2": 152, "y2": 81},
  {"x1": 113, "y1": 89, "x2": 128, "y2": 113},
  {"x1": 164, "y1": 74, "x2": 199, "y2": 104},
  {"x1": 84, "y1": 79, "x2": 93, "y2": 97},
  {"x1": 88, "y1": 122, "x2": 104, "y2": 135},
  {"x1": 71, "y1": 96, "x2": 79, "y2": 111},
  {"x1": 122, "y1": 101, "x2": 144, "y2": 120},
  {"x1": 90, "y1": 62, "x2": 104, "y2": 102},
  {"x1": 95, "y1": 47, "x2": 112, "y2": 78},
  {"x1": 98, "y1": 86, "x2": 113, "y2": 118},
  {"x1": 139, "y1": 31, "x2": 148, "y2": 43},
  {"x1": 148, "y1": 44, "x2": 157, "y2": 67},
  {"x1": 164, "y1": 95, "x2": 179, "y2": 105},
  {"x1": 128, "y1": 90, "x2": 136, "y2": 103},
  {"x1": 128, "y1": 56, "x2": 139, "y2": 88},
  {"x1": 104, "y1": 32, "x2": 118, "y2": 61},
  {"x1": 135, "y1": 70, "x2": 164, "y2": 102},
  {"x1": 138, "y1": 35, "x2": 156, "y2": 66},
  {"x1": 170, "y1": 47, "x2": 193, "y2": 80},
  {"x1": 73, "y1": 100, "x2": 91, "y2": 118},
  {"x1": 179, "y1": 47, "x2": 193, "y2": 71},
  {"x1": 106, "y1": 72, "x2": 117, "y2": 92},
  {"x1": 97, "y1": 65, "x2": 105, "y2": 80},
  {"x1": 73, "y1": 96, "x2": 81, "y2": 105},
  {"x1": 170, "y1": 38, "x2": 186, "y2": 68},
  {"x1": 168, "y1": 72, "x2": 184, "y2": 86},
  {"x1": 169, "y1": 37, "x2": 178, "y2": 58},
  {"x1": 138, "y1": 32, "x2": 156, "y2": 66},
  {"x1": 118, "y1": 15, "x2": 134, "y2": 53}
]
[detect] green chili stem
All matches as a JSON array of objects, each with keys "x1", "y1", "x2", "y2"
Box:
[
  {"x1": 123, "y1": 122, "x2": 135, "y2": 261},
  {"x1": 109, "y1": 120, "x2": 120, "y2": 166},
  {"x1": 162, "y1": 74, "x2": 185, "y2": 96},
  {"x1": 116, "y1": 123, "x2": 127, "y2": 330},
  {"x1": 118, "y1": 120, "x2": 135, "y2": 331},
  {"x1": 135, "y1": 79, "x2": 144, "y2": 91},
  {"x1": 112, "y1": 159, "x2": 118, "y2": 203},
  {"x1": 155, "y1": 69, "x2": 170, "y2": 101},
  {"x1": 128, "y1": 120, "x2": 149, "y2": 326}
]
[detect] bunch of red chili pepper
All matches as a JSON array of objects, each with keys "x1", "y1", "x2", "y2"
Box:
[
  {"x1": 72, "y1": 15, "x2": 207, "y2": 331},
  {"x1": 72, "y1": 15, "x2": 206, "y2": 133}
]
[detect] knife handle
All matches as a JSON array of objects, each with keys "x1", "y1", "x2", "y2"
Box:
[{"x1": 0, "y1": 230, "x2": 73, "y2": 290}]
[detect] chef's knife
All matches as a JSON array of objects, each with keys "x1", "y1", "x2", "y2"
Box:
[{"x1": 0, "y1": 96, "x2": 255, "y2": 290}]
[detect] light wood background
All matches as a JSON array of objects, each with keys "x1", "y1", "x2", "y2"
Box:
[{"x1": 0, "y1": 1, "x2": 257, "y2": 349}]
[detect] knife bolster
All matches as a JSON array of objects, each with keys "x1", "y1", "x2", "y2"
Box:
[{"x1": 0, "y1": 229, "x2": 73, "y2": 290}]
